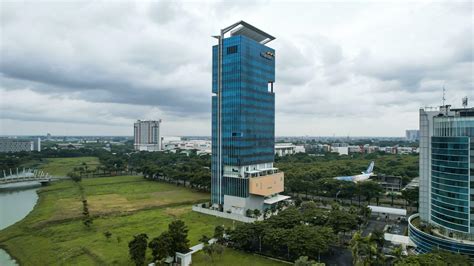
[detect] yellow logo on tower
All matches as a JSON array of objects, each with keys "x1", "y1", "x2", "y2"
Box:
[{"x1": 260, "y1": 51, "x2": 274, "y2": 60}]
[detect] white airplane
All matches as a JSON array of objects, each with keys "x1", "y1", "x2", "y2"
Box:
[{"x1": 334, "y1": 161, "x2": 375, "y2": 183}]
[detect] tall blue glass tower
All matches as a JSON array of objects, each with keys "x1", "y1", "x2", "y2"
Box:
[{"x1": 211, "y1": 21, "x2": 286, "y2": 214}]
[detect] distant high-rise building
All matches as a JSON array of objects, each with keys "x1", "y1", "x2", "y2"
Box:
[
  {"x1": 405, "y1": 129, "x2": 420, "y2": 141},
  {"x1": 0, "y1": 138, "x2": 41, "y2": 153},
  {"x1": 408, "y1": 104, "x2": 474, "y2": 257},
  {"x1": 133, "y1": 120, "x2": 162, "y2": 152},
  {"x1": 211, "y1": 21, "x2": 286, "y2": 215}
]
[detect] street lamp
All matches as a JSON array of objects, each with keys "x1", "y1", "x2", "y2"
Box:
[{"x1": 336, "y1": 190, "x2": 341, "y2": 202}]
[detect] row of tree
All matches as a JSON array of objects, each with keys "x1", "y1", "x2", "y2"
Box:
[
  {"x1": 224, "y1": 202, "x2": 368, "y2": 262},
  {"x1": 277, "y1": 153, "x2": 418, "y2": 195},
  {"x1": 132, "y1": 151, "x2": 211, "y2": 190},
  {"x1": 350, "y1": 229, "x2": 472, "y2": 265}
]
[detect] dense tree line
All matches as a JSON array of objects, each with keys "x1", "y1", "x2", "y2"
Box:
[
  {"x1": 277, "y1": 153, "x2": 418, "y2": 186},
  {"x1": 2, "y1": 145, "x2": 419, "y2": 209},
  {"x1": 276, "y1": 153, "x2": 418, "y2": 204},
  {"x1": 395, "y1": 250, "x2": 470, "y2": 266},
  {"x1": 0, "y1": 147, "x2": 110, "y2": 172},
  {"x1": 132, "y1": 151, "x2": 212, "y2": 191},
  {"x1": 225, "y1": 202, "x2": 367, "y2": 262}
]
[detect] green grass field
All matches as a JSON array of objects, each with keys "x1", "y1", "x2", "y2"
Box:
[
  {"x1": 40, "y1": 157, "x2": 100, "y2": 176},
  {"x1": 0, "y1": 175, "x2": 282, "y2": 265}
]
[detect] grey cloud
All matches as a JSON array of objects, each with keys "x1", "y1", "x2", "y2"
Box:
[
  {"x1": 148, "y1": 1, "x2": 183, "y2": 25},
  {"x1": 0, "y1": 1, "x2": 211, "y2": 115},
  {"x1": 352, "y1": 26, "x2": 473, "y2": 90},
  {"x1": 0, "y1": 1, "x2": 472, "y2": 136}
]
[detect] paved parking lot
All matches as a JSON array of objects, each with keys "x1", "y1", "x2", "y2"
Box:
[{"x1": 362, "y1": 216, "x2": 408, "y2": 237}]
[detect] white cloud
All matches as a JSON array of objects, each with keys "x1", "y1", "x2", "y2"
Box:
[{"x1": 0, "y1": 0, "x2": 472, "y2": 136}]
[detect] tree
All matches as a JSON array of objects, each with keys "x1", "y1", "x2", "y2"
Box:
[
  {"x1": 359, "y1": 205, "x2": 372, "y2": 224},
  {"x1": 199, "y1": 235, "x2": 211, "y2": 245},
  {"x1": 370, "y1": 230, "x2": 384, "y2": 248},
  {"x1": 294, "y1": 197, "x2": 303, "y2": 207},
  {"x1": 387, "y1": 191, "x2": 397, "y2": 206},
  {"x1": 395, "y1": 250, "x2": 470, "y2": 266},
  {"x1": 128, "y1": 233, "x2": 148, "y2": 266},
  {"x1": 263, "y1": 208, "x2": 272, "y2": 219},
  {"x1": 287, "y1": 225, "x2": 333, "y2": 261},
  {"x1": 301, "y1": 205, "x2": 328, "y2": 226},
  {"x1": 203, "y1": 242, "x2": 225, "y2": 262},
  {"x1": 300, "y1": 201, "x2": 318, "y2": 213},
  {"x1": 83, "y1": 217, "x2": 93, "y2": 228},
  {"x1": 253, "y1": 209, "x2": 261, "y2": 218},
  {"x1": 68, "y1": 171, "x2": 82, "y2": 182},
  {"x1": 349, "y1": 232, "x2": 365, "y2": 265},
  {"x1": 202, "y1": 243, "x2": 214, "y2": 262},
  {"x1": 327, "y1": 209, "x2": 358, "y2": 238},
  {"x1": 149, "y1": 232, "x2": 172, "y2": 262},
  {"x1": 390, "y1": 246, "x2": 403, "y2": 264},
  {"x1": 401, "y1": 187, "x2": 419, "y2": 210},
  {"x1": 262, "y1": 227, "x2": 289, "y2": 258},
  {"x1": 266, "y1": 206, "x2": 303, "y2": 229},
  {"x1": 357, "y1": 181, "x2": 384, "y2": 205},
  {"x1": 340, "y1": 181, "x2": 357, "y2": 204},
  {"x1": 213, "y1": 242, "x2": 224, "y2": 258},
  {"x1": 103, "y1": 231, "x2": 112, "y2": 241},
  {"x1": 82, "y1": 199, "x2": 93, "y2": 228},
  {"x1": 213, "y1": 225, "x2": 225, "y2": 243},
  {"x1": 246, "y1": 209, "x2": 253, "y2": 217},
  {"x1": 350, "y1": 231, "x2": 384, "y2": 266},
  {"x1": 253, "y1": 222, "x2": 266, "y2": 252},
  {"x1": 168, "y1": 220, "x2": 190, "y2": 259},
  {"x1": 228, "y1": 223, "x2": 256, "y2": 251}
]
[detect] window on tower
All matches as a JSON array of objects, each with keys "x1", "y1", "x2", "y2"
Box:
[{"x1": 227, "y1": 45, "x2": 238, "y2": 54}]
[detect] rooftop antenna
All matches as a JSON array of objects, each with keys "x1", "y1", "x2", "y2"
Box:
[
  {"x1": 462, "y1": 96, "x2": 468, "y2": 108},
  {"x1": 442, "y1": 85, "x2": 446, "y2": 106}
]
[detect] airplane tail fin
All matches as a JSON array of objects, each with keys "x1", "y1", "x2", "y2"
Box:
[{"x1": 364, "y1": 161, "x2": 375, "y2": 174}]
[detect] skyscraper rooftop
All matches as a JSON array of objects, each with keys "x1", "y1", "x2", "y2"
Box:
[{"x1": 219, "y1": 20, "x2": 275, "y2": 44}]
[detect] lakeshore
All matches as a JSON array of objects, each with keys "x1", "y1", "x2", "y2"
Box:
[
  {"x1": 0, "y1": 183, "x2": 41, "y2": 265},
  {"x1": 0, "y1": 174, "x2": 284, "y2": 265}
]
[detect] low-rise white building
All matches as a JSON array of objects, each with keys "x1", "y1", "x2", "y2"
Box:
[
  {"x1": 367, "y1": 146, "x2": 379, "y2": 153},
  {"x1": 162, "y1": 139, "x2": 211, "y2": 155},
  {"x1": 275, "y1": 143, "x2": 305, "y2": 156},
  {"x1": 397, "y1": 146, "x2": 415, "y2": 154},
  {"x1": 332, "y1": 146, "x2": 348, "y2": 155},
  {"x1": 348, "y1": 145, "x2": 362, "y2": 153}
]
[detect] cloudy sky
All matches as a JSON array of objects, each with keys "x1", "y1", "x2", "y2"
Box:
[{"x1": 0, "y1": 0, "x2": 472, "y2": 137}]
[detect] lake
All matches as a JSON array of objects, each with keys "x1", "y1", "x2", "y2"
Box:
[{"x1": 0, "y1": 182, "x2": 41, "y2": 266}]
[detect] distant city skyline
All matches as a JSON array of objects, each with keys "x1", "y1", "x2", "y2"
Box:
[{"x1": 1, "y1": 1, "x2": 472, "y2": 137}]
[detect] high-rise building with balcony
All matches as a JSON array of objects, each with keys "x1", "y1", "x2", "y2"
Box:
[
  {"x1": 134, "y1": 120, "x2": 162, "y2": 152},
  {"x1": 406, "y1": 129, "x2": 420, "y2": 141},
  {"x1": 0, "y1": 138, "x2": 41, "y2": 153},
  {"x1": 409, "y1": 104, "x2": 474, "y2": 257},
  {"x1": 211, "y1": 21, "x2": 287, "y2": 215}
]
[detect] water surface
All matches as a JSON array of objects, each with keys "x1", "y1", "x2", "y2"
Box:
[{"x1": 0, "y1": 182, "x2": 41, "y2": 265}]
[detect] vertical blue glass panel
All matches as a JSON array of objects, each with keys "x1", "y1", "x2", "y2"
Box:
[{"x1": 211, "y1": 35, "x2": 276, "y2": 204}]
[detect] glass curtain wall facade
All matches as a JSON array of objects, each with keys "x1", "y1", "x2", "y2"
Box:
[
  {"x1": 410, "y1": 107, "x2": 474, "y2": 258},
  {"x1": 211, "y1": 34, "x2": 276, "y2": 206},
  {"x1": 431, "y1": 116, "x2": 474, "y2": 234}
]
